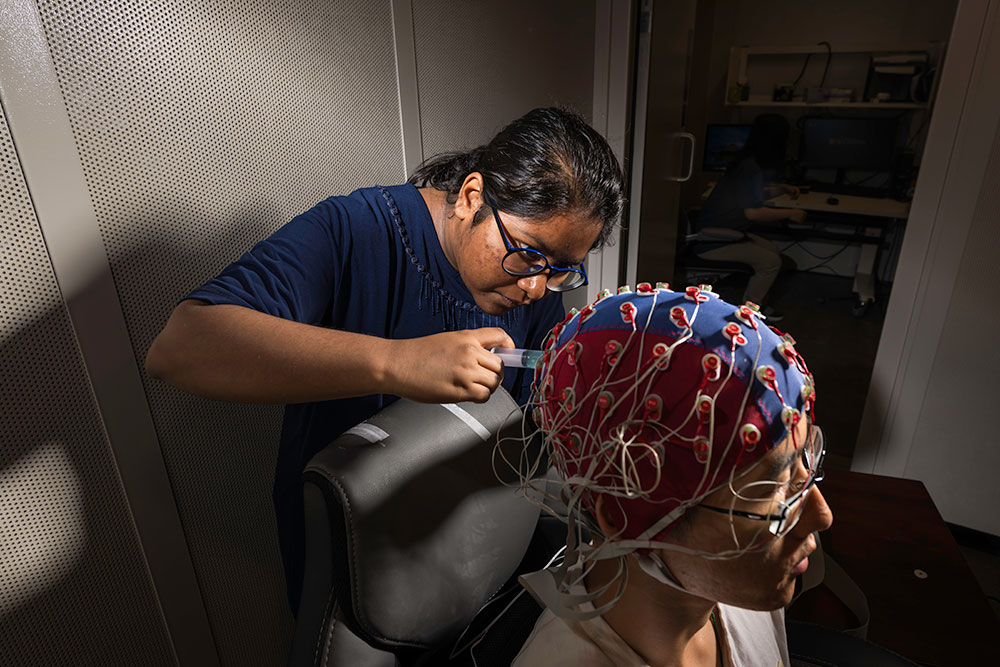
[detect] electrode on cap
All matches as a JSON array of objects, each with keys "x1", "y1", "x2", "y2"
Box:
[
  {"x1": 620, "y1": 301, "x2": 637, "y2": 323},
  {"x1": 566, "y1": 341, "x2": 582, "y2": 366},
  {"x1": 685, "y1": 286, "x2": 709, "y2": 303},
  {"x1": 644, "y1": 394, "x2": 662, "y2": 420},
  {"x1": 735, "y1": 305, "x2": 758, "y2": 326},
  {"x1": 653, "y1": 342, "x2": 672, "y2": 370},
  {"x1": 605, "y1": 340, "x2": 622, "y2": 366},
  {"x1": 617, "y1": 285, "x2": 632, "y2": 294},
  {"x1": 670, "y1": 306, "x2": 690, "y2": 328},
  {"x1": 637, "y1": 282, "x2": 655, "y2": 294},
  {"x1": 561, "y1": 432, "x2": 581, "y2": 452},
  {"x1": 740, "y1": 424, "x2": 761, "y2": 450},
  {"x1": 756, "y1": 365, "x2": 778, "y2": 385},
  {"x1": 782, "y1": 406, "x2": 801, "y2": 426},
  {"x1": 702, "y1": 353, "x2": 721, "y2": 381},
  {"x1": 560, "y1": 387, "x2": 576, "y2": 411},
  {"x1": 656, "y1": 281, "x2": 670, "y2": 290},
  {"x1": 777, "y1": 340, "x2": 796, "y2": 360},
  {"x1": 696, "y1": 395, "x2": 714, "y2": 422},
  {"x1": 724, "y1": 322, "x2": 748, "y2": 346},
  {"x1": 693, "y1": 436, "x2": 710, "y2": 463}
]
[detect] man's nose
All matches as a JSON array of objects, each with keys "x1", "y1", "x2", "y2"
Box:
[
  {"x1": 517, "y1": 274, "x2": 547, "y2": 302},
  {"x1": 791, "y1": 487, "x2": 834, "y2": 539}
]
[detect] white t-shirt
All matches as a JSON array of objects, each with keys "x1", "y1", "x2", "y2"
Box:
[{"x1": 512, "y1": 596, "x2": 789, "y2": 667}]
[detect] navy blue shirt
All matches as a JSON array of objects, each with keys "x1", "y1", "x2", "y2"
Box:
[
  {"x1": 187, "y1": 184, "x2": 564, "y2": 610},
  {"x1": 695, "y1": 156, "x2": 766, "y2": 253}
]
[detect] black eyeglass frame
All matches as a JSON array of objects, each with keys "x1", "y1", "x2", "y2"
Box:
[
  {"x1": 489, "y1": 205, "x2": 588, "y2": 293},
  {"x1": 698, "y1": 427, "x2": 826, "y2": 537}
]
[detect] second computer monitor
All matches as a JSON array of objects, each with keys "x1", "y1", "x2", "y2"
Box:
[{"x1": 799, "y1": 117, "x2": 898, "y2": 171}]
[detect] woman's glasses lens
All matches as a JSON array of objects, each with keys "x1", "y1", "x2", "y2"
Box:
[
  {"x1": 546, "y1": 271, "x2": 585, "y2": 291},
  {"x1": 501, "y1": 251, "x2": 586, "y2": 291},
  {"x1": 502, "y1": 249, "x2": 547, "y2": 276}
]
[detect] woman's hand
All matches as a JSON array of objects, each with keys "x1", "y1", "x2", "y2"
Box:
[
  {"x1": 787, "y1": 209, "x2": 807, "y2": 224},
  {"x1": 784, "y1": 184, "x2": 801, "y2": 199},
  {"x1": 386, "y1": 328, "x2": 516, "y2": 404}
]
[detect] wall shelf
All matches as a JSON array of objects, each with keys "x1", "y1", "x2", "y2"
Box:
[
  {"x1": 725, "y1": 43, "x2": 945, "y2": 109},
  {"x1": 732, "y1": 100, "x2": 929, "y2": 109}
]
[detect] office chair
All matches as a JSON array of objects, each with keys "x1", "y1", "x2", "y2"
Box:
[
  {"x1": 288, "y1": 389, "x2": 554, "y2": 667},
  {"x1": 675, "y1": 208, "x2": 753, "y2": 290}
]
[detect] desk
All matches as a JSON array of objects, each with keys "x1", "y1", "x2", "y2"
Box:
[
  {"x1": 768, "y1": 191, "x2": 910, "y2": 219},
  {"x1": 787, "y1": 469, "x2": 1000, "y2": 665},
  {"x1": 767, "y1": 192, "x2": 910, "y2": 309}
]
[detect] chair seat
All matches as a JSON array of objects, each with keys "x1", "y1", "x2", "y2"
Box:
[{"x1": 676, "y1": 244, "x2": 753, "y2": 275}]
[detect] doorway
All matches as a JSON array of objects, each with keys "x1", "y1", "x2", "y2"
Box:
[{"x1": 625, "y1": 0, "x2": 960, "y2": 468}]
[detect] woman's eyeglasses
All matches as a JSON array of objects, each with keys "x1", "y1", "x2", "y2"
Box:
[{"x1": 490, "y1": 205, "x2": 588, "y2": 292}]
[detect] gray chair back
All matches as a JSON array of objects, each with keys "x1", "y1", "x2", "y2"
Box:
[{"x1": 289, "y1": 389, "x2": 540, "y2": 666}]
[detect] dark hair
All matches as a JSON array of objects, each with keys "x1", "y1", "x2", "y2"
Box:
[
  {"x1": 407, "y1": 107, "x2": 625, "y2": 250},
  {"x1": 735, "y1": 113, "x2": 790, "y2": 171}
]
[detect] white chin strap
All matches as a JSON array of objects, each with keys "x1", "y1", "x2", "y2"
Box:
[{"x1": 633, "y1": 551, "x2": 689, "y2": 593}]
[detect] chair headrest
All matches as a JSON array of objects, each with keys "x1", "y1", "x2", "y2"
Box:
[{"x1": 303, "y1": 389, "x2": 540, "y2": 652}]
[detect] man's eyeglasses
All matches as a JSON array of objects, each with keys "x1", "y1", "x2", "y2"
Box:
[
  {"x1": 698, "y1": 425, "x2": 826, "y2": 538},
  {"x1": 490, "y1": 205, "x2": 588, "y2": 292}
]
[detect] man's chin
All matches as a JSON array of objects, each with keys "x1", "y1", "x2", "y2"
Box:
[{"x1": 728, "y1": 581, "x2": 797, "y2": 612}]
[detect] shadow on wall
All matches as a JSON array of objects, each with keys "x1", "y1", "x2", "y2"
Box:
[
  {"x1": 1, "y1": 200, "x2": 301, "y2": 665},
  {"x1": 1, "y1": 300, "x2": 177, "y2": 665}
]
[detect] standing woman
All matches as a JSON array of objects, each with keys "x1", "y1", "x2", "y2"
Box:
[
  {"x1": 145, "y1": 107, "x2": 625, "y2": 612},
  {"x1": 694, "y1": 114, "x2": 802, "y2": 321}
]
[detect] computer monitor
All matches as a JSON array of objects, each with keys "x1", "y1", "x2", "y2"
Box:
[
  {"x1": 798, "y1": 117, "x2": 898, "y2": 171},
  {"x1": 703, "y1": 124, "x2": 751, "y2": 170}
]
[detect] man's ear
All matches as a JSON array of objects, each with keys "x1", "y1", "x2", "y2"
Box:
[
  {"x1": 454, "y1": 172, "x2": 485, "y2": 221},
  {"x1": 593, "y1": 494, "x2": 622, "y2": 540}
]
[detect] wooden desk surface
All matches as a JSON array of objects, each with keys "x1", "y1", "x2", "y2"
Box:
[
  {"x1": 768, "y1": 191, "x2": 910, "y2": 218},
  {"x1": 788, "y1": 469, "x2": 1000, "y2": 665}
]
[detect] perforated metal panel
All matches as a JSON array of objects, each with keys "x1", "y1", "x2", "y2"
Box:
[
  {"x1": 0, "y1": 106, "x2": 175, "y2": 666},
  {"x1": 412, "y1": 0, "x2": 597, "y2": 156},
  {"x1": 30, "y1": 1, "x2": 404, "y2": 664}
]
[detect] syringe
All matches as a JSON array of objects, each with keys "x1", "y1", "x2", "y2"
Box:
[{"x1": 490, "y1": 347, "x2": 544, "y2": 369}]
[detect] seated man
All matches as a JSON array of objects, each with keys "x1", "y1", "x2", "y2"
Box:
[{"x1": 508, "y1": 283, "x2": 832, "y2": 666}]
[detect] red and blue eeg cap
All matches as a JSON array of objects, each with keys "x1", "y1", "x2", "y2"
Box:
[{"x1": 532, "y1": 283, "x2": 816, "y2": 542}]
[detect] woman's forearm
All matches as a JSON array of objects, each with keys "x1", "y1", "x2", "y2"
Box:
[
  {"x1": 744, "y1": 207, "x2": 797, "y2": 223},
  {"x1": 145, "y1": 300, "x2": 515, "y2": 405},
  {"x1": 145, "y1": 300, "x2": 392, "y2": 403}
]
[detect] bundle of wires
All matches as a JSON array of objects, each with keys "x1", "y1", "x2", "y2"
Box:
[{"x1": 495, "y1": 282, "x2": 817, "y2": 619}]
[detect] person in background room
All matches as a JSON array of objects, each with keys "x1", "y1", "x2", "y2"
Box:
[
  {"x1": 145, "y1": 107, "x2": 626, "y2": 613},
  {"x1": 507, "y1": 284, "x2": 832, "y2": 666},
  {"x1": 694, "y1": 114, "x2": 802, "y2": 322}
]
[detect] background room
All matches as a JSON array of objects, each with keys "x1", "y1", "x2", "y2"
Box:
[
  {"x1": 633, "y1": 0, "x2": 958, "y2": 469},
  {"x1": 2, "y1": 0, "x2": 999, "y2": 665}
]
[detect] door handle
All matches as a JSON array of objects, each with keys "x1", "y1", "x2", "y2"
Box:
[{"x1": 667, "y1": 131, "x2": 696, "y2": 182}]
